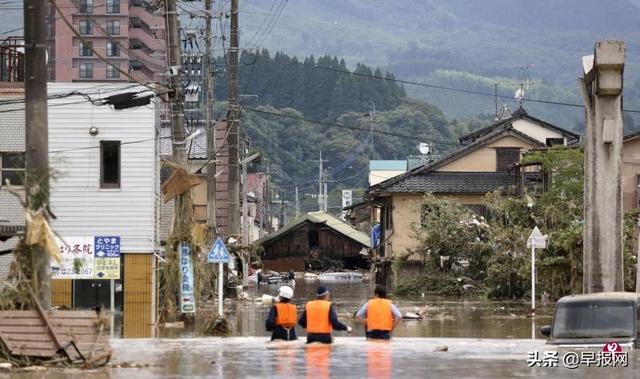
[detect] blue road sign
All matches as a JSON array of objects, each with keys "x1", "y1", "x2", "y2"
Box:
[{"x1": 208, "y1": 237, "x2": 230, "y2": 263}]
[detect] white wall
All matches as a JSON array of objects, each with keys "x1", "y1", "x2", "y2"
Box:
[
  {"x1": 512, "y1": 119, "x2": 565, "y2": 145},
  {"x1": 48, "y1": 83, "x2": 158, "y2": 253}
]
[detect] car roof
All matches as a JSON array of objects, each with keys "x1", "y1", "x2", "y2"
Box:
[{"x1": 557, "y1": 292, "x2": 640, "y2": 304}]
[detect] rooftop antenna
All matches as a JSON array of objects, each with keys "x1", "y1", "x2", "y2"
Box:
[
  {"x1": 418, "y1": 142, "x2": 431, "y2": 155},
  {"x1": 516, "y1": 64, "x2": 535, "y2": 107}
]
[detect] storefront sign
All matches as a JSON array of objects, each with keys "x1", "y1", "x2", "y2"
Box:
[{"x1": 180, "y1": 244, "x2": 196, "y2": 313}]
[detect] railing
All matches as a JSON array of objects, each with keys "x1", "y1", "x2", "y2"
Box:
[{"x1": 0, "y1": 37, "x2": 24, "y2": 82}]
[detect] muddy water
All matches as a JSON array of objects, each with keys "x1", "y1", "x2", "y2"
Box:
[
  {"x1": 108, "y1": 338, "x2": 637, "y2": 378},
  {"x1": 165, "y1": 279, "x2": 554, "y2": 339}
]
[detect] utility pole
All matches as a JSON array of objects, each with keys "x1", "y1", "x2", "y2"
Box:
[
  {"x1": 227, "y1": 0, "x2": 240, "y2": 237},
  {"x1": 167, "y1": 0, "x2": 187, "y2": 226},
  {"x1": 265, "y1": 164, "x2": 271, "y2": 233},
  {"x1": 280, "y1": 191, "x2": 286, "y2": 228},
  {"x1": 323, "y1": 169, "x2": 328, "y2": 212},
  {"x1": 295, "y1": 185, "x2": 300, "y2": 218},
  {"x1": 580, "y1": 40, "x2": 625, "y2": 293},
  {"x1": 24, "y1": 0, "x2": 50, "y2": 309},
  {"x1": 205, "y1": 0, "x2": 217, "y2": 233},
  {"x1": 317, "y1": 151, "x2": 324, "y2": 211},
  {"x1": 494, "y1": 83, "x2": 498, "y2": 119}
]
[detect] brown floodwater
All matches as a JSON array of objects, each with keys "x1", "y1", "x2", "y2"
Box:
[{"x1": 162, "y1": 279, "x2": 554, "y2": 339}]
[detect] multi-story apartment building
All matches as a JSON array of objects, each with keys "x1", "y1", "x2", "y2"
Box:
[{"x1": 47, "y1": 0, "x2": 166, "y2": 83}]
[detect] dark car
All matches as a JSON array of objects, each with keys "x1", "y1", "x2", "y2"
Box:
[{"x1": 541, "y1": 292, "x2": 640, "y2": 349}]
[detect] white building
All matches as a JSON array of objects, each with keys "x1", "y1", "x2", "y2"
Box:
[{"x1": 48, "y1": 83, "x2": 159, "y2": 337}]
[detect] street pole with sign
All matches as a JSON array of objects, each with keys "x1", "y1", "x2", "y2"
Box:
[
  {"x1": 208, "y1": 237, "x2": 231, "y2": 317},
  {"x1": 527, "y1": 226, "x2": 548, "y2": 339}
]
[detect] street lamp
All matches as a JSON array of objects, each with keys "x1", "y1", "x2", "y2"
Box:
[{"x1": 241, "y1": 152, "x2": 260, "y2": 287}]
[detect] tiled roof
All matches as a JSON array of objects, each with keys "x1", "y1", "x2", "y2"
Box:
[
  {"x1": 255, "y1": 211, "x2": 371, "y2": 248},
  {"x1": 459, "y1": 107, "x2": 580, "y2": 145},
  {"x1": 370, "y1": 126, "x2": 544, "y2": 194},
  {"x1": 381, "y1": 171, "x2": 514, "y2": 194},
  {"x1": 160, "y1": 125, "x2": 208, "y2": 159}
]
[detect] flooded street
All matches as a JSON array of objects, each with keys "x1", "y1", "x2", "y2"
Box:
[
  {"x1": 167, "y1": 279, "x2": 555, "y2": 339},
  {"x1": 8, "y1": 281, "x2": 636, "y2": 378}
]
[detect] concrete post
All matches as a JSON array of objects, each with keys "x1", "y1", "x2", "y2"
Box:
[{"x1": 580, "y1": 40, "x2": 625, "y2": 293}]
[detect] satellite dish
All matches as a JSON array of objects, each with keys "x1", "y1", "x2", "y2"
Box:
[
  {"x1": 514, "y1": 88, "x2": 524, "y2": 101},
  {"x1": 418, "y1": 142, "x2": 430, "y2": 155}
]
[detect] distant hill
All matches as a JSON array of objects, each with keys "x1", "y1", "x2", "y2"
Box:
[{"x1": 239, "y1": 0, "x2": 640, "y2": 130}]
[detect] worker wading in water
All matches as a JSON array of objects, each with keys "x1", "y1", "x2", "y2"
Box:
[
  {"x1": 356, "y1": 285, "x2": 402, "y2": 340},
  {"x1": 265, "y1": 286, "x2": 298, "y2": 341},
  {"x1": 298, "y1": 285, "x2": 352, "y2": 344}
]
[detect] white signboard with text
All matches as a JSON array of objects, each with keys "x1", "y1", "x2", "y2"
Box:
[
  {"x1": 51, "y1": 236, "x2": 121, "y2": 280},
  {"x1": 51, "y1": 237, "x2": 95, "y2": 279}
]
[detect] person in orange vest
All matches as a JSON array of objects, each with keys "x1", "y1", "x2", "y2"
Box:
[
  {"x1": 356, "y1": 286, "x2": 402, "y2": 340},
  {"x1": 265, "y1": 286, "x2": 298, "y2": 341},
  {"x1": 298, "y1": 285, "x2": 352, "y2": 344}
]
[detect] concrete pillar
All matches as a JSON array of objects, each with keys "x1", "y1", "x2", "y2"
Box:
[{"x1": 580, "y1": 40, "x2": 625, "y2": 293}]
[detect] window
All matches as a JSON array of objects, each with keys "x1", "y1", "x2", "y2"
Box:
[
  {"x1": 100, "y1": 141, "x2": 120, "y2": 188},
  {"x1": 496, "y1": 148, "x2": 521, "y2": 171},
  {"x1": 546, "y1": 138, "x2": 565, "y2": 147},
  {"x1": 106, "y1": 20, "x2": 120, "y2": 35},
  {"x1": 79, "y1": 20, "x2": 92, "y2": 35},
  {"x1": 106, "y1": 63, "x2": 120, "y2": 79},
  {"x1": 79, "y1": 0, "x2": 94, "y2": 13},
  {"x1": 79, "y1": 63, "x2": 93, "y2": 78},
  {"x1": 106, "y1": 0, "x2": 120, "y2": 13},
  {"x1": 79, "y1": 41, "x2": 93, "y2": 57},
  {"x1": 1, "y1": 153, "x2": 25, "y2": 186},
  {"x1": 106, "y1": 41, "x2": 119, "y2": 57}
]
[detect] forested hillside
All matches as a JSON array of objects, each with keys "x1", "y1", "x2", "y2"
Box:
[
  {"x1": 215, "y1": 50, "x2": 406, "y2": 121},
  {"x1": 239, "y1": 0, "x2": 640, "y2": 130}
]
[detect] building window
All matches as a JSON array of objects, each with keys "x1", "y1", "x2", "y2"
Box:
[
  {"x1": 79, "y1": 63, "x2": 93, "y2": 78},
  {"x1": 106, "y1": 41, "x2": 120, "y2": 57},
  {"x1": 106, "y1": 20, "x2": 120, "y2": 35},
  {"x1": 79, "y1": 41, "x2": 93, "y2": 57},
  {"x1": 79, "y1": 20, "x2": 92, "y2": 35},
  {"x1": 496, "y1": 148, "x2": 521, "y2": 171},
  {"x1": 106, "y1": 0, "x2": 120, "y2": 13},
  {"x1": 80, "y1": 0, "x2": 94, "y2": 13},
  {"x1": 100, "y1": 141, "x2": 120, "y2": 188},
  {"x1": 106, "y1": 63, "x2": 120, "y2": 79},
  {"x1": 1, "y1": 153, "x2": 25, "y2": 186}
]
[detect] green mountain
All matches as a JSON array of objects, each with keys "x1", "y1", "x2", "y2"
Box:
[{"x1": 239, "y1": 0, "x2": 640, "y2": 130}]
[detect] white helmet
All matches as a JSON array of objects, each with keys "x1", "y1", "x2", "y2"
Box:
[{"x1": 278, "y1": 286, "x2": 294, "y2": 300}]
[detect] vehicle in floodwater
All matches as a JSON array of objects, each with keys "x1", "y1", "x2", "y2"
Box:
[
  {"x1": 319, "y1": 271, "x2": 364, "y2": 283},
  {"x1": 541, "y1": 292, "x2": 640, "y2": 349}
]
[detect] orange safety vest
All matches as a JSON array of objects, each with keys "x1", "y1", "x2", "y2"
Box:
[
  {"x1": 305, "y1": 300, "x2": 332, "y2": 334},
  {"x1": 275, "y1": 303, "x2": 298, "y2": 328},
  {"x1": 366, "y1": 298, "x2": 393, "y2": 331}
]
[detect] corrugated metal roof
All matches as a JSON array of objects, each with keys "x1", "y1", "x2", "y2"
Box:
[
  {"x1": 255, "y1": 211, "x2": 371, "y2": 248},
  {"x1": 369, "y1": 160, "x2": 407, "y2": 171}
]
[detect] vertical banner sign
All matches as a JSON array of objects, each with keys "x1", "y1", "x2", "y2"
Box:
[
  {"x1": 94, "y1": 236, "x2": 121, "y2": 279},
  {"x1": 51, "y1": 237, "x2": 95, "y2": 279},
  {"x1": 180, "y1": 244, "x2": 196, "y2": 313}
]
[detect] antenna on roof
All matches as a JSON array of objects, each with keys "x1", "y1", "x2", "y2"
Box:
[{"x1": 418, "y1": 142, "x2": 431, "y2": 155}]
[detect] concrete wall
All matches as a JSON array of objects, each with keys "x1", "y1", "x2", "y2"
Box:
[
  {"x1": 623, "y1": 138, "x2": 640, "y2": 212},
  {"x1": 438, "y1": 136, "x2": 535, "y2": 172},
  {"x1": 369, "y1": 170, "x2": 406, "y2": 186},
  {"x1": 387, "y1": 193, "x2": 485, "y2": 258}
]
